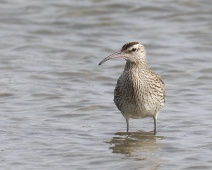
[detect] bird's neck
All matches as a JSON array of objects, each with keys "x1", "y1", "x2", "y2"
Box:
[{"x1": 124, "y1": 60, "x2": 147, "y2": 71}]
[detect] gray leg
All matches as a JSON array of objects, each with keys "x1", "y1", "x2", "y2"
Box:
[
  {"x1": 153, "y1": 117, "x2": 157, "y2": 134},
  {"x1": 126, "y1": 119, "x2": 129, "y2": 132}
]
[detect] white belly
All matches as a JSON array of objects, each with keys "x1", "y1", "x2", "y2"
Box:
[{"x1": 115, "y1": 96, "x2": 163, "y2": 119}]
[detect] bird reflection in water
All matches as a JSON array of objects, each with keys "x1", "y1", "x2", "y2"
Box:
[{"x1": 107, "y1": 131, "x2": 164, "y2": 163}]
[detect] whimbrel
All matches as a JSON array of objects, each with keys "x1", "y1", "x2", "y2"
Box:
[{"x1": 99, "y1": 42, "x2": 165, "y2": 134}]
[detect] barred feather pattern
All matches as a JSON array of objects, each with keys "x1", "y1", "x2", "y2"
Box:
[{"x1": 114, "y1": 61, "x2": 165, "y2": 120}]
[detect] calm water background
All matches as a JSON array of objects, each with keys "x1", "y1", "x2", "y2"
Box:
[{"x1": 0, "y1": 0, "x2": 212, "y2": 169}]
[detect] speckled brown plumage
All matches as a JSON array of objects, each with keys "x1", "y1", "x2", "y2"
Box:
[{"x1": 99, "y1": 42, "x2": 165, "y2": 134}]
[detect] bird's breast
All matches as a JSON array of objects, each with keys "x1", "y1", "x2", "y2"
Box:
[{"x1": 114, "y1": 69, "x2": 164, "y2": 118}]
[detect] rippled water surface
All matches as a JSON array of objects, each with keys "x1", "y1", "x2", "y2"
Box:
[{"x1": 0, "y1": 0, "x2": 212, "y2": 169}]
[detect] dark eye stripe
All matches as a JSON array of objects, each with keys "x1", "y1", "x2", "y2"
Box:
[
  {"x1": 131, "y1": 48, "x2": 137, "y2": 52},
  {"x1": 121, "y1": 42, "x2": 139, "y2": 51}
]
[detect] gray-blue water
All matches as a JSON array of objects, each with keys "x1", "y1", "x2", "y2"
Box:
[{"x1": 0, "y1": 0, "x2": 212, "y2": 169}]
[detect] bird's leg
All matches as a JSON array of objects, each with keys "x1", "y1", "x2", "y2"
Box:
[
  {"x1": 126, "y1": 119, "x2": 129, "y2": 132},
  {"x1": 153, "y1": 117, "x2": 157, "y2": 135}
]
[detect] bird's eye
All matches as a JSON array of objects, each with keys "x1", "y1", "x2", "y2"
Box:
[{"x1": 131, "y1": 48, "x2": 137, "y2": 52}]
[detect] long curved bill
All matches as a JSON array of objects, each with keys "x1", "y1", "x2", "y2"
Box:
[{"x1": 99, "y1": 51, "x2": 124, "y2": 65}]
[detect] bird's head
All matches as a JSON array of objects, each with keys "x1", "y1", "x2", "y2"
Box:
[{"x1": 99, "y1": 42, "x2": 146, "y2": 65}]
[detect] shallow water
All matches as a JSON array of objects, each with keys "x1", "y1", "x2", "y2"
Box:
[{"x1": 0, "y1": 0, "x2": 212, "y2": 169}]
